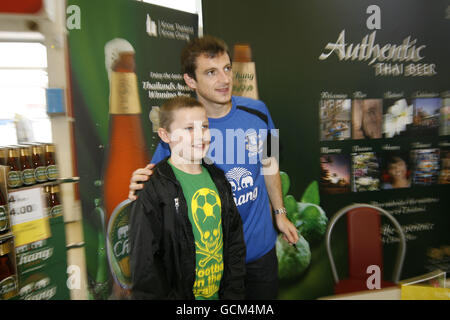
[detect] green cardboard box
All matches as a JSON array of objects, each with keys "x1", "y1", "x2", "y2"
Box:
[
  {"x1": 15, "y1": 217, "x2": 67, "y2": 275},
  {"x1": 16, "y1": 260, "x2": 70, "y2": 300}
]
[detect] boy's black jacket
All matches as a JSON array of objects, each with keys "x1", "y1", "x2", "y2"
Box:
[{"x1": 129, "y1": 157, "x2": 246, "y2": 299}]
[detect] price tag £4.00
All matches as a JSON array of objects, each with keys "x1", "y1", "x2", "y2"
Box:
[{"x1": 8, "y1": 188, "x2": 51, "y2": 247}]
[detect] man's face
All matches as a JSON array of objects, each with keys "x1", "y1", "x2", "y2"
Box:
[
  {"x1": 361, "y1": 99, "x2": 382, "y2": 139},
  {"x1": 185, "y1": 52, "x2": 233, "y2": 107},
  {"x1": 167, "y1": 107, "x2": 210, "y2": 163}
]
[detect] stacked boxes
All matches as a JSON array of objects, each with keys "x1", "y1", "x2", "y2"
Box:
[{"x1": 15, "y1": 216, "x2": 69, "y2": 300}]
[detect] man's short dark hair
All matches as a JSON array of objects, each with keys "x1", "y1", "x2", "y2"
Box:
[{"x1": 181, "y1": 35, "x2": 230, "y2": 80}]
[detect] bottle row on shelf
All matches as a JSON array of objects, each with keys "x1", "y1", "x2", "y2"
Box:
[{"x1": 0, "y1": 143, "x2": 59, "y2": 189}]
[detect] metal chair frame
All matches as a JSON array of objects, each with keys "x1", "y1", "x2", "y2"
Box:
[{"x1": 325, "y1": 203, "x2": 406, "y2": 284}]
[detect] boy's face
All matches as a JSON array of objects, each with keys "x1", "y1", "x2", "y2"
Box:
[
  {"x1": 162, "y1": 107, "x2": 210, "y2": 163},
  {"x1": 184, "y1": 52, "x2": 233, "y2": 107},
  {"x1": 388, "y1": 159, "x2": 407, "y2": 180}
]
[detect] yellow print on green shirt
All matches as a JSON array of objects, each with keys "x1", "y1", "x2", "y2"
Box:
[
  {"x1": 193, "y1": 262, "x2": 224, "y2": 298},
  {"x1": 191, "y1": 188, "x2": 223, "y2": 268}
]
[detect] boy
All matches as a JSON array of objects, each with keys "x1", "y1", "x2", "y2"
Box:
[{"x1": 129, "y1": 96, "x2": 246, "y2": 299}]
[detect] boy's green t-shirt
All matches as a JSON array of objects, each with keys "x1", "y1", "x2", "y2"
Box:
[{"x1": 169, "y1": 161, "x2": 224, "y2": 300}]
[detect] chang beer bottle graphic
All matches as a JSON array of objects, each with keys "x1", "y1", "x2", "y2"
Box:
[
  {"x1": 102, "y1": 38, "x2": 150, "y2": 224},
  {"x1": 106, "y1": 199, "x2": 132, "y2": 290},
  {"x1": 232, "y1": 44, "x2": 259, "y2": 99},
  {"x1": 89, "y1": 187, "x2": 111, "y2": 300}
]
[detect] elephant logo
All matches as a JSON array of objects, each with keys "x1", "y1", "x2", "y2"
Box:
[
  {"x1": 35, "y1": 278, "x2": 50, "y2": 290},
  {"x1": 225, "y1": 167, "x2": 253, "y2": 192},
  {"x1": 241, "y1": 175, "x2": 254, "y2": 188},
  {"x1": 117, "y1": 225, "x2": 129, "y2": 240}
]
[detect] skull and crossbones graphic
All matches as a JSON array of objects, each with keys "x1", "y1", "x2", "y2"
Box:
[{"x1": 191, "y1": 188, "x2": 223, "y2": 267}]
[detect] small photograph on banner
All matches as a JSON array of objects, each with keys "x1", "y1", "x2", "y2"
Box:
[
  {"x1": 438, "y1": 148, "x2": 450, "y2": 184},
  {"x1": 320, "y1": 99, "x2": 351, "y2": 141},
  {"x1": 440, "y1": 99, "x2": 450, "y2": 136},
  {"x1": 409, "y1": 98, "x2": 441, "y2": 136},
  {"x1": 410, "y1": 148, "x2": 440, "y2": 186},
  {"x1": 352, "y1": 99, "x2": 383, "y2": 140},
  {"x1": 351, "y1": 151, "x2": 381, "y2": 192},
  {"x1": 8, "y1": 188, "x2": 51, "y2": 247},
  {"x1": 380, "y1": 151, "x2": 412, "y2": 190},
  {"x1": 319, "y1": 154, "x2": 351, "y2": 194},
  {"x1": 382, "y1": 98, "x2": 413, "y2": 138}
]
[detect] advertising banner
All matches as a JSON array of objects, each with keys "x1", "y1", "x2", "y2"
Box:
[
  {"x1": 67, "y1": 0, "x2": 198, "y2": 298},
  {"x1": 203, "y1": 0, "x2": 449, "y2": 299}
]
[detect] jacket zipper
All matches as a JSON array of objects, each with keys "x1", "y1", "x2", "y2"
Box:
[
  {"x1": 174, "y1": 197, "x2": 180, "y2": 214},
  {"x1": 158, "y1": 167, "x2": 196, "y2": 296}
]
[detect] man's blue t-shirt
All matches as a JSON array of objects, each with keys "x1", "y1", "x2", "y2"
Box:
[{"x1": 150, "y1": 96, "x2": 278, "y2": 263}]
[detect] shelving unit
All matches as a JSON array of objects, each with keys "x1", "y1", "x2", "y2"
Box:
[{"x1": 0, "y1": 165, "x2": 79, "y2": 300}]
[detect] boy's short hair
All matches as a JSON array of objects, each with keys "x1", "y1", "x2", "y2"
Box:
[
  {"x1": 159, "y1": 96, "x2": 204, "y2": 131},
  {"x1": 181, "y1": 35, "x2": 230, "y2": 80},
  {"x1": 386, "y1": 155, "x2": 407, "y2": 166}
]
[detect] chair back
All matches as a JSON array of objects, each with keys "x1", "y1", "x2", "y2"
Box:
[
  {"x1": 325, "y1": 203, "x2": 406, "y2": 284},
  {"x1": 347, "y1": 207, "x2": 383, "y2": 279}
]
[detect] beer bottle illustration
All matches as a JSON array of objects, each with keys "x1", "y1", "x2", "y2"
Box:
[
  {"x1": 93, "y1": 197, "x2": 110, "y2": 299},
  {"x1": 87, "y1": 180, "x2": 111, "y2": 300},
  {"x1": 232, "y1": 43, "x2": 259, "y2": 99},
  {"x1": 102, "y1": 39, "x2": 148, "y2": 298},
  {"x1": 102, "y1": 38, "x2": 149, "y2": 222}
]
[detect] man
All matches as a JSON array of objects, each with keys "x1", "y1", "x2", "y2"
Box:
[{"x1": 129, "y1": 36, "x2": 298, "y2": 299}]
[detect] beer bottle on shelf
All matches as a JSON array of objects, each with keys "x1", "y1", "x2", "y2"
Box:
[
  {"x1": 31, "y1": 144, "x2": 48, "y2": 183},
  {"x1": 232, "y1": 43, "x2": 259, "y2": 99},
  {"x1": 0, "y1": 148, "x2": 7, "y2": 166},
  {"x1": 0, "y1": 239, "x2": 17, "y2": 300},
  {"x1": 19, "y1": 146, "x2": 36, "y2": 186},
  {"x1": 48, "y1": 185, "x2": 63, "y2": 218},
  {"x1": 6, "y1": 147, "x2": 22, "y2": 188},
  {"x1": 102, "y1": 38, "x2": 150, "y2": 222},
  {"x1": 44, "y1": 185, "x2": 51, "y2": 217},
  {"x1": 0, "y1": 190, "x2": 9, "y2": 234},
  {"x1": 49, "y1": 185, "x2": 63, "y2": 218},
  {"x1": 44, "y1": 144, "x2": 58, "y2": 181}
]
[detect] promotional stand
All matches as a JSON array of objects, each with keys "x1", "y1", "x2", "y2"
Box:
[{"x1": 0, "y1": 158, "x2": 78, "y2": 300}]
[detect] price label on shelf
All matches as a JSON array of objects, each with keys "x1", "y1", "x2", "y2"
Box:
[{"x1": 8, "y1": 188, "x2": 51, "y2": 247}]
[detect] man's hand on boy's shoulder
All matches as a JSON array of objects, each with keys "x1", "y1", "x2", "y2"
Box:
[{"x1": 128, "y1": 163, "x2": 155, "y2": 201}]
